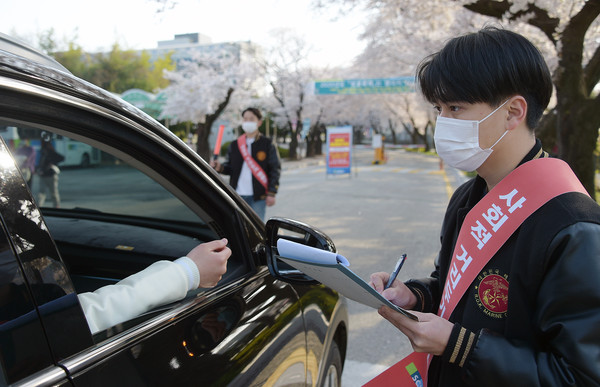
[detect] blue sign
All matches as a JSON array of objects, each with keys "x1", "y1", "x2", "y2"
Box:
[{"x1": 314, "y1": 77, "x2": 415, "y2": 95}]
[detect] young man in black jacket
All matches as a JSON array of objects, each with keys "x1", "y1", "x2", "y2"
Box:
[
  {"x1": 370, "y1": 27, "x2": 600, "y2": 386},
  {"x1": 211, "y1": 108, "x2": 280, "y2": 221}
]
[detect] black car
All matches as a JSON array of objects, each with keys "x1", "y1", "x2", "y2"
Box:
[{"x1": 0, "y1": 33, "x2": 348, "y2": 386}]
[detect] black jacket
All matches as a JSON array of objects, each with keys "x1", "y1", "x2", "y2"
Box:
[
  {"x1": 407, "y1": 140, "x2": 600, "y2": 386},
  {"x1": 37, "y1": 145, "x2": 64, "y2": 177},
  {"x1": 221, "y1": 134, "x2": 281, "y2": 201}
]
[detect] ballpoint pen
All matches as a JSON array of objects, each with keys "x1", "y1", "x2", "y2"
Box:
[{"x1": 385, "y1": 254, "x2": 407, "y2": 290}]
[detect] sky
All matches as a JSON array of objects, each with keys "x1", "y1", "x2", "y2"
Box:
[{"x1": 2, "y1": 0, "x2": 367, "y2": 68}]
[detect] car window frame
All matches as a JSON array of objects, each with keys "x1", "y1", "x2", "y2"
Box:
[
  {"x1": 0, "y1": 73, "x2": 262, "y2": 265},
  {"x1": 0, "y1": 72, "x2": 266, "y2": 356}
]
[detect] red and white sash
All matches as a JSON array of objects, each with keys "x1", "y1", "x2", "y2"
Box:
[
  {"x1": 365, "y1": 158, "x2": 588, "y2": 387},
  {"x1": 238, "y1": 134, "x2": 268, "y2": 191}
]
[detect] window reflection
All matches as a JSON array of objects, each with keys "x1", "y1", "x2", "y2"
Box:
[{"x1": 0, "y1": 125, "x2": 201, "y2": 223}]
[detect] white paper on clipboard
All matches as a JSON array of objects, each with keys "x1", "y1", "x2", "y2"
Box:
[{"x1": 276, "y1": 239, "x2": 417, "y2": 321}]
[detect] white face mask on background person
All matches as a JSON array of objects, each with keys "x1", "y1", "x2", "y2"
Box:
[
  {"x1": 242, "y1": 122, "x2": 258, "y2": 134},
  {"x1": 433, "y1": 100, "x2": 510, "y2": 172}
]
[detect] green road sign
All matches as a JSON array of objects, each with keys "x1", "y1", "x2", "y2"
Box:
[{"x1": 314, "y1": 77, "x2": 415, "y2": 95}]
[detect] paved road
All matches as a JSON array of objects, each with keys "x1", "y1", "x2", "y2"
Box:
[{"x1": 269, "y1": 147, "x2": 467, "y2": 386}]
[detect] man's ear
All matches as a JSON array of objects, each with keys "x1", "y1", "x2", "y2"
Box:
[{"x1": 506, "y1": 96, "x2": 527, "y2": 130}]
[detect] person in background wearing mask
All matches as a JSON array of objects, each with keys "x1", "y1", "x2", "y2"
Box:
[
  {"x1": 210, "y1": 108, "x2": 281, "y2": 221},
  {"x1": 368, "y1": 27, "x2": 600, "y2": 386}
]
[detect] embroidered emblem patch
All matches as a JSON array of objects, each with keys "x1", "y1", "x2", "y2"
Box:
[
  {"x1": 474, "y1": 270, "x2": 509, "y2": 318},
  {"x1": 256, "y1": 151, "x2": 267, "y2": 161}
]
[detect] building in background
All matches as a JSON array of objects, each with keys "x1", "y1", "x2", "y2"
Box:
[{"x1": 146, "y1": 32, "x2": 263, "y2": 68}]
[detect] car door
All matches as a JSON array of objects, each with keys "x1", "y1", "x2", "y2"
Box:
[
  {"x1": 0, "y1": 76, "x2": 312, "y2": 385},
  {"x1": 0, "y1": 126, "x2": 310, "y2": 386}
]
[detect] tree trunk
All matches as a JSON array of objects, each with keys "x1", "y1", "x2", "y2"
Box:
[
  {"x1": 306, "y1": 124, "x2": 325, "y2": 157},
  {"x1": 196, "y1": 121, "x2": 211, "y2": 161},
  {"x1": 289, "y1": 95, "x2": 305, "y2": 160},
  {"x1": 195, "y1": 87, "x2": 234, "y2": 161},
  {"x1": 557, "y1": 97, "x2": 599, "y2": 197},
  {"x1": 425, "y1": 122, "x2": 434, "y2": 151},
  {"x1": 388, "y1": 118, "x2": 398, "y2": 145},
  {"x1": 288, "y1": 122, "x2": 299, "y2": 160},
  {"x1": 306, "y1": 110, "x2": 325, "y2": 157},
  {"x1": 315, "y1": 128, "x2": 323, "y2": 155},
  {"x1": 555, "y1": 3, "x2": 600, "y2": 199},
  {"x1": 535, "y1": 109, "x2": 558, "y2": 156},
  {"x1": 306, "y1": 125, "x2": 317, "y2": 157},
  {"x1": 354, "y1": 126, "x2": 364, "y2": 145}
]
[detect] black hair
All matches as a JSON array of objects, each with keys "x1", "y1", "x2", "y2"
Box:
[
  {"x1": 241, "y1": 107, "x2": 262, "y2": 121},
  {"x1": 416, "y1": 26, "x2": 553, "y2": 129}
]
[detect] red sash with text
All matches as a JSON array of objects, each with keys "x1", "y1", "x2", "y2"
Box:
[
  {"x1": 365, "y1": 158, "x2": 588, "y2": 387},
  {"x1": 238, "y1": 134, "x2": 268, "y2": 191}
]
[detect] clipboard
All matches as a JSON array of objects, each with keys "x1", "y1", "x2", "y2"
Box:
[{"x1": 276, "y1": 239, "x2": 418, "y2": 321}]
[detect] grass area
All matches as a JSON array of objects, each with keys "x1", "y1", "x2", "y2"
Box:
[{"x1": 403, "y1": 147, "x2": 436, "y2": 156}]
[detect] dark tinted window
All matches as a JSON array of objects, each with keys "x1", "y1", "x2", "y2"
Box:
[
  {"x1": 0, "y1": 225, "x2": 55, "y2": 384},
  {"x1": 3, "y1": 126, "x2": 202, "y2": 223}
]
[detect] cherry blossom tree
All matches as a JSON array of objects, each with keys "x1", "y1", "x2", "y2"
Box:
[
  {"x1": 161, "y1": 46, "x2": 261, "y2": 160},
  {"x1": 316, "y1": 0, "x2": 600, "y2": 198},
  {"x1": 260, "y1": 29, "x2": 321, "y2": 160},
  {"x1": 464, "y1": 0, "x2": 600, "y2": 198}
]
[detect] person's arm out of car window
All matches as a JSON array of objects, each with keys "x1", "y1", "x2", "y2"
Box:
[{"x1": 78, "y1": 239, "x2": 231, "y2": 334}]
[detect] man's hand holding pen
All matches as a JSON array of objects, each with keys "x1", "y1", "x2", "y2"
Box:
[
  {"x1": 385, "y1": 254, "x2": 407, "y2": 290},
  {"x1": 369, "y1": 253, "x2": 454, "y2": 356},
  {"x1": 369, "y1": 254, "x2": 417, "y2": 310}
]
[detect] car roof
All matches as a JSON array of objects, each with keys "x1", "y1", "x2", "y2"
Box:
[{"x1": 0, "y1": 32, "x2": 70, "y2": 73}]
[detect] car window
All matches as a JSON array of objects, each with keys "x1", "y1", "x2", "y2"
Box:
[
  {"x1": 5, "y1": 125, "x2": 202, "y2": 223},
  {"x1": 1, "y1": 124, "x2": 241, "y2": 339}
]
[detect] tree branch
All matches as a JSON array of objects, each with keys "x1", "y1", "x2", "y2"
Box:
[
  {"x1": 462, "y1": 0, "x2": 559, "y2": 44},
  {"x1": 270, "y1": 81, "x2": 286, "y2": 108},
  {"x1": 269, "y1": 81, "x2": 294, "y2": 130},
  {"x1": 461, "y1": 0, "x2": 509, "y2": 19},
  {"x1": 556, "y1": 0, "x2": 600, "y2": 94}
]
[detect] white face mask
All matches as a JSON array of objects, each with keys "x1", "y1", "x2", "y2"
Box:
[
  {"x1": 242, "y1": 122, "x2": 258, "y2": 134},
  {"x1": 434, "y1": 100, "x2": 509, "y2": 172}
]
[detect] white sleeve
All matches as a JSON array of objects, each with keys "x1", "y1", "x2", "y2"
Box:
[{"x1": 77, "y1": 259, "x2": 197, "y2": 334}]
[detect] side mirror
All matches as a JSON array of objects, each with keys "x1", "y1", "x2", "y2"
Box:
[{"x1": 265, "y1": 217, "x2": 336, "y2": 284}]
